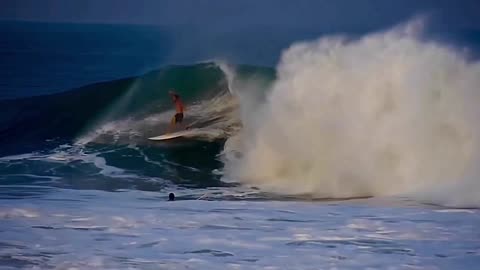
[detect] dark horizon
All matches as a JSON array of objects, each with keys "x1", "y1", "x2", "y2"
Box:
[{"x1": 1, "y1": 0, "x2": 480, "y2": 32}]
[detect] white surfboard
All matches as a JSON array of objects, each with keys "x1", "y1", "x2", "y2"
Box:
[
  {"x1": 148, "y1": 128, "x2": 223, "y2": 141},
  {"x1": 148, "y1": 128, "x2": 204, "y2": 141},
  {"x1": 148, "y1": 130, "x2": 192, "y2": 141}
]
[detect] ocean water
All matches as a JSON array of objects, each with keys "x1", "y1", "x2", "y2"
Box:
[{"x1": 1, "y1": 20, "x2": 480, "y2": 269}]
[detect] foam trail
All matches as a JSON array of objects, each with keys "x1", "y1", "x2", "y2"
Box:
[{"x1": 224, "y1": 20, "x2": 480, "y2": 208}]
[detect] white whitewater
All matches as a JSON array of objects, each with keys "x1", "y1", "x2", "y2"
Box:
[{"x1": 223, "y1": 19, "x2": 480, "y2": 208}]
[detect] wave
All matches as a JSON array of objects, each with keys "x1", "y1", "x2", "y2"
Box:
[
  {"x1": 223, "y1": 19, "x2": 480, "y2": 208},
  {"x1": 0, "y1": 60, "x2": 238, "y2": 190},
  {"x1": 0, "y1": 63, "x2": 254, "y2": 155},
  {"x1": 75, "y1": 62, "x2": 274, "y2": 146},
  {"x1": 0, "y1": 61, "x2": 272, "y2": 192},
  {"x1": 4, "y1": 19, "x2": 480, "y2": 207}
]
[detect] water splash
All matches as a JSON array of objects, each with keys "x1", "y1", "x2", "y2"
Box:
[{"x1": 224, "y1": 20, "x2": 480, "y2": 207}]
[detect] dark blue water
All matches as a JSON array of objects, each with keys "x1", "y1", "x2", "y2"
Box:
[{"x1": 0, "y1": 21, "x2": 172, "y2": 99}]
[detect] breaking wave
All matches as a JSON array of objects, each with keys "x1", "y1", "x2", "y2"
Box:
[{"x1": 223, "y1": 20, "x2": 480, "y2": 208}]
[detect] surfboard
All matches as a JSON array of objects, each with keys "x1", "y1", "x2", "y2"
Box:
[
  {"x1": 148, "y1": 128, "x2": 202, "y2": 141},
  {"x1": 148, "y1": 128, "x2": 221, "y2": 141}
]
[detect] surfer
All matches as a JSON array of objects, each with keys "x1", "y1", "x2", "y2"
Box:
[{"x1": 167, "y1": 90, "x2": 185, "y2": 133}]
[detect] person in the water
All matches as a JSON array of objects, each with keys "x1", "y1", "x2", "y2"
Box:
[{"x1": 167, "y1": 90, "x2": 185, "y2": 133}]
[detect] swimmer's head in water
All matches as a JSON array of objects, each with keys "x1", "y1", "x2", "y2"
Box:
[{"x1": 168, "y1": 193, "x2": 175, "y2": 201}]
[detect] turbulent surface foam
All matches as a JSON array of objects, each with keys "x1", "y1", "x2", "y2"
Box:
[{"x1": 0, "y1": 190, "x2": 478, "y2": 270}]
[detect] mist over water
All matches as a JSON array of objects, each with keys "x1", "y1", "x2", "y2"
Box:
[{"x1": 224, "y1": 20, "x2": 480, "y2": 207}]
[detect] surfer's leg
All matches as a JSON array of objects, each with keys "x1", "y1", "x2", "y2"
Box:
[{"x1": 175, "y1": 113, "x2": 185, "y2": 130}]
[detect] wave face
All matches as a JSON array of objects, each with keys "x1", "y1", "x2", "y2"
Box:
[
  {"x1": 0, "y1": 62, "x2": 272, "y2": 192},
  {"x1": 223, "y1": 21, "x2": 480, "y2": 207},
  {"x1": 0, "y1": 63, "x2": 230, "y2": 155}
]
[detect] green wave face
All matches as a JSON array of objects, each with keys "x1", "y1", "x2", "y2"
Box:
[
  {"x1": 1, "y1": 62, "x2": 274, "y2": 148},
  {"x1": 0, "y1": 62, "x2": 275, "y2": 191}
]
